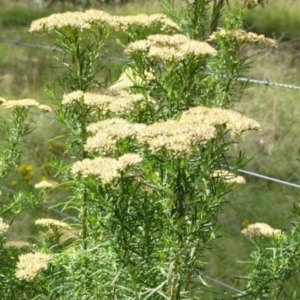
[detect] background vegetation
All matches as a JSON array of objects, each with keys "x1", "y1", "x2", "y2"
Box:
[{"x1": 1, "y1": 0, "x2": 300, "y2": 297}]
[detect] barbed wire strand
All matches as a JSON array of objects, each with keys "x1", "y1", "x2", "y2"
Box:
[
  {"x1": 234, "y1": 76, "x2": 300, "y2": 91},
  {"x1": 1, "y1": 37, "x2": 300, "y2": 90},
  {"x1": 226, "y1": 166, "x2": 300, "y2": 189},
  {"x1": 0, "y1": 184, "x2": 75, "y2": 220},
  {"x1": 202, "y1": 274, "x2": 245, "y2": 294},
  {"x1": 0, "y1": 37, "x2": 63, "y2": 52},
  {"x1": 0, "y1": 37, "x2": 131, "y2": 63}
]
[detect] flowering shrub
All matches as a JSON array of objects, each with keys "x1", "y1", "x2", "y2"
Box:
[{"x1": 2, "y1": 1, "x2": 296, "y2": 299}]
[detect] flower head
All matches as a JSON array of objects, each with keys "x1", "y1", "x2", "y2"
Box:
[
  {"x1": 38, "y1": 104, "x2": 52, "y2": 113},
  {"x1": 83, "y1": 90, "x2": 154, "y2": 114},
  {"x1": 15, "y1": 252, "x2": 52, "y2": 281},
  {"x1": 85, "y1": 118, "x2": 145, "y2": 154},
  {"x1": 29, "y1": 10, "x2": 178, "y2": 35},
  {"x1": 2, "y1": 99, "x2": 39, "y2": 109},
  {"x1": 212, "y1": 170, "x2": 246, "y2": 184},
  {"x1": 5, "y1": 241, "x2": 31, "y2": 249},
  {"x1": 71, "y1": 153, "x2": 142, "y2": 184},
  {"x1": 118, "y1": 153, "x2": 143, "y2": 168},
  {"x1": 0, "y1": 218, "x2": 9, "y2": 234},
  {"x1": 241, "y1": 222, "x2": 282, "y2": 238},
  {"x1": 71, "y1": 157, "x2": 122, "y2": 183},
  {"x1": 35, "y1": 218, "x2": 70, "y2": 229},
  {"x1": 137, "y1": 119, "x2": 216, "y2": 157},
  {"x1": 208, "y1": 29, "x2": 277, "y2": 48},
  {"x1": 125, "y1": 34, "x2": 217, "y2": 62},
  {"x1": 87, "y1": 118, "x2": 145, "y2": 137},
  {"x1": 85, "y1": 133, "x2": 117, "y2": 154},
  {"x1": 34, "y1": 180, "x2": 58, "y2": 189},
  {"x1": 107, "y1": 13, "x2": 180, "y2": 33},
  {"x1": 29, "y1": 11, "x2": 93, "y2": 33},
  {"x1": 180, "y1": 106, "x2": 260, "y2": 136},
  {"x1": 62, "y1": 90, "x2": 84, "y2": 105}
]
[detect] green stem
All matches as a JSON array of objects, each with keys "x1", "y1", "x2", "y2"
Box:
[
  {"x1": 274, "y1": 270, "x2": 291, "y2": 300},
  {"x1": 184, "y1": 269, "x2": 193, "y2": 292},
  {"x1": 75, "y1": 37, "x2": 83, "y2": 91},
  {"x1": 184, "y1": 238, "x2": 201, "y2": 292},
  {"x1": 118, "y1": 174, "x2": 139, "y2": 297},
  {"x1": 210, "y1": 0, "x2": 225, "y2": 35},
  {"x1": 274, "y1": 246, "x2": 299, "y2": 300},
  {"x1": 73, "y1": 34, "x2": 88, "y2": 250},
  {"x1": 82, "y1": 188, "x2": 88, "y2": 250},
  {"x1": 171, "y1": 254, "x2": 180, "y2": 299}
]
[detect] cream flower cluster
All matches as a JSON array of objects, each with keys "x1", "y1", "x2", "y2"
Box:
[
  {"x1": 5, "y1": 241, "x2": 31, "y2": 249},
  {"x1": 15, "y1": 252, "x2": 52, "y2": 281},
  {"x1": 62, "y1": 90, "x2": 84, "y2": 105},
  {"x1": 137, "y1": 106, "x2": 260, "y2": 156},
  {"x1": 84, "y1": 106, "x2": 259, "y2": 157},
  {"x1": 84, "y1": 90, "x2": 151, "y2": 113},
  {"x1": 29, "y1": 10, "x2": 110, "y2": 33},
  {"x1": 180, "y1": 106, "x2": 261, "y2": 136},
  {"x1": 35, "y1": 218, "x2": 70, "y2": 229},
  {"x1": 136, "y1": 119, "x2": 216, "y2": 157},
  {"x1": 0, "y1": 218, "x2": 9, "y2": 234},
  {"x1": 208, "y1": 29, "x2": 277, "y2": 48},
  {"x1": 85, "y1": 118, "x2": 145, "y2": 154},
  {"x1": 106, "y1": 13, "x2": 180, "y2": 32},
  {"x1": 29, "y1": 10, "x2": 179, "y2": 34},
  {"x1": 62, "y1": 89, "x2": 155, "y2": 115},
  {"x1": 34, "y1": 180, "x2": 58, "y2": 189},
  {"x1": 1, "y1": 98, "x2": 53, "y2": 113},
  {"x1": 38, "y1": 104, "x2": 52, "y2": 113},
  {"x1": 212, "y1": 170, "x2": 246, "y2": 184},
  {"x1": 2, "y1": 99, "x2": 39, "y2": 109},
  {"x1": 124, "y1": 34, "x2": 217, "y2": 62},
  {"x1": 241, "y1": 223, "x2": 282, "y2": 238},
  {"x1": 71, "y1": 153, "x2": 143, "y2": 184},
  {"x1": 73, "y1": 105, "x2": 259, "y2": 181}
]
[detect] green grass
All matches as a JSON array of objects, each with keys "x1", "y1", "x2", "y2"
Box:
[
  {"x1": 0, "y1": 8, "x2": 55, "y2": 28},
  {"x1": 1, "y1": 0, "x2": 300, "y2": 298},
  {"x1": 243, "y1": 0, "x2": 300, "y2": 40},
  {"x1": 236, "y1": 41, "x2": 300, "y2": 180},
  {"x1": 205, "y1": 40, "x2": 300, "y2": 296},
  {"x1": 0, "y1": 26, "x2": 56, "y2": 100}
]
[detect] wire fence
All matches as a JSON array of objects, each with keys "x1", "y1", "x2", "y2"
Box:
[
  {"x1": 2, "y1": 37, "x2": 300, "y2": 193},
  {"x1": 0, "y1": 37, "x2": 63, "y2": 52},
  {"x1": 1, "y1": 37, "x2": 299, "y2": 296},
  {"x1": 2, "y1": 37, "x2": 300, "y2": 90},
  {"x1": 0, "y1": 184, "x2": 73, "y2": 220}
]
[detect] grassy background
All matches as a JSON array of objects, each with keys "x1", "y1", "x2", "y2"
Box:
[{"x1": 1, "y1": 0, "x2": 300, "y2": 298}]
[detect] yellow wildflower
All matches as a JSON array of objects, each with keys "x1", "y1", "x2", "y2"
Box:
[{"x1": 10, "y1": 180, "x2": 17, "y2": 188}]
